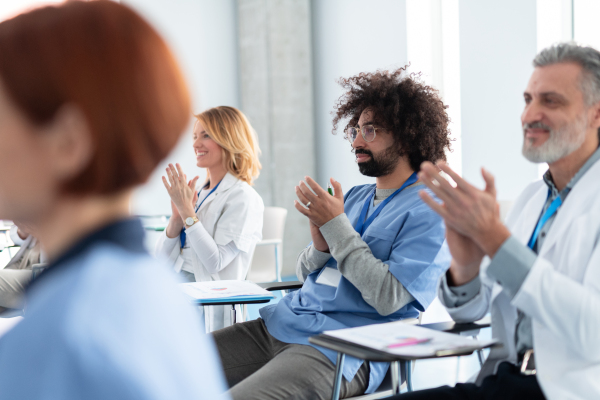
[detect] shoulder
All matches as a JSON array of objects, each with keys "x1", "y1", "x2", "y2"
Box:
[
  {"x1": 395, "y1": 184, "x2": 441, "y2": 218},
  {"x1": 344, "y1": 183, "x2": 375, "y2": 202},
  {"x1": 225, "y1": 179, "x2": 263, "y2": 205}
]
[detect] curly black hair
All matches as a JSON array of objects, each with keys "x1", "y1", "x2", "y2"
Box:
[{"x1": 332, "y1": 66, "x2": 452, "y2": 171}]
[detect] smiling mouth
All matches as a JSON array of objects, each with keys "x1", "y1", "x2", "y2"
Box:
[{"x1": 196, "y1": 152, "x2": 207, "y2": 157}]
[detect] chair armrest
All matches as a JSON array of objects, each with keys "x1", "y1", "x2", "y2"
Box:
[{"x1": 257, "y1": 281, "x2": 303, "y2": 291}]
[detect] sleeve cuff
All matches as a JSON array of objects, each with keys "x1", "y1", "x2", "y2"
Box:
[
  {"x1": 440, "y1": 273, "x2": 481, "y2": 307},
  {"x1": 487, "y1": 235, "x2": 537, "y2": 299},
  {"x1": 319, "y1": 214, "x2": 357, "y2": 248},
  {"x1": 306, "y1": 244, "x2": 332, "y2": 265}
]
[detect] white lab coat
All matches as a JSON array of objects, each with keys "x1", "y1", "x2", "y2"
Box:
[
  {"x1": 438, "y1": 160, "x2": 600, "y2": 400},
  {"x1": 156, "y1": 172, "x2": 264, "y2": 331}
]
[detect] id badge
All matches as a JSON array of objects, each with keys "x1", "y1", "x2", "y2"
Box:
[{"x1": 315, "y1": 267, "x2": 342, "y2": 288}]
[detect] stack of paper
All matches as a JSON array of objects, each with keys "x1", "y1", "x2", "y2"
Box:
[
  {"x1": 323, "y1": 320, "x2": 497, "y2": 358},
  {"x1": 180, "y1": 280, "x2": 275, "y2": 304}
]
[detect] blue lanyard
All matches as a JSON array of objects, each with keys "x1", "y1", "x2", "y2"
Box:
[
  {"x1": 527, "y1": 189, "x2": 562, "y2": 249},
  {"x1": 179, "y1": 181, "x2": 221, "y2": 249},
  {"x1": 354, "y1": 172, "x2": 419, "y2": 236}
]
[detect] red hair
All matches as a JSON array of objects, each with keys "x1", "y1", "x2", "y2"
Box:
[{"x1": 0, "y1": 0, "x2": 190, "y2": 195}]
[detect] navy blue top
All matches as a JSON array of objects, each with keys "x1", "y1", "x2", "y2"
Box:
[{"x1": 0, "y1": 219, "x2": 228, "y2": 400}]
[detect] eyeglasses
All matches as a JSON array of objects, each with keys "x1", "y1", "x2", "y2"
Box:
[{"x1": 344, "y1": 125, "x2": 383, "y2": 143}]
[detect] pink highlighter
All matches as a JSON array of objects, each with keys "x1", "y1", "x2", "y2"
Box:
[{"x1": 386, "y1": 337, "x2": 432, "y2": 349}]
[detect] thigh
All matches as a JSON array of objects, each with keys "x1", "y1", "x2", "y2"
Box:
[
  {"x1": 0, "y1": 269, "x2": 31, "y2": 309},
  {"x1": 229, "y1": 343, "x2": 370, "y2": 400},
  {"x1": 479, "y1": 362, "x2": 545, "y2": 400},
  {"x1": 388, "y1": 363, "x2": 545, "y2": 400},
  {"x1": 212, "y1": 318, "x2": 275, "y2": 387}
]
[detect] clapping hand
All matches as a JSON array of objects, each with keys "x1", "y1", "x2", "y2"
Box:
[
  {"x1": 417, "y1": 161, "x2": 511, "y2": 285},
  {"x1": 162, "y1": 163, "x2": 199, "y2": 237},
  {"x1": 294, "y1": 177, "x2": 345, "y2": 227}
]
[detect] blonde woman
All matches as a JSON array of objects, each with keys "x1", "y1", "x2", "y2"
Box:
[{"x1": 156, "y1": 106, "x2": 264, "y2": 332}]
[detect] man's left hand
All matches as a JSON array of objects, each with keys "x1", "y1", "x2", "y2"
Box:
[
  {"x1": 294, "y1": 177, "x2": 344, "y2": 227},
  {"x1": 418, "y1": 161, "x2": 511, "y2": 257}
]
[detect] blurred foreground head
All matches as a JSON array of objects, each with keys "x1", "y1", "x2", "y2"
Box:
[{"x1": 0, "y1": 0, "x2": 190, "y2": 220}]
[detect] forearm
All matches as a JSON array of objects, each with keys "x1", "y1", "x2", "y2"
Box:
[
  {"x1": 155, "y1": 230, "x2": 179, "y2": 257},
  {"x1": 320, "y1": 214, "x2": 414, "y2": 316},
  {"x1": 165, "y1": 216, "x2": 184, "y2": 239},
  {"x1": 186, "y1": 222, "x2": 240, "y2": 274},
  {"x1": 489, "y1": 236, "x2": 600, "y2": 361},
  {"x1": 296, "y1": 245, "x2": 331, "y2": 282},
  {"x1": 438, "y1": 272, "x2": 491, "y2": 323}
]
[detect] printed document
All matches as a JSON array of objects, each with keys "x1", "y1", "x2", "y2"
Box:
[
  {"x1": 180, "y1": 280, "x2": 275, "y2": 301},
  {"x1": 323, "y1": 320, "x2": 497, "y2": 358}
]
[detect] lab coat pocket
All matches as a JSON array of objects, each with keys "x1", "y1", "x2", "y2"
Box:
[{"x1": 362, "y1": 227, "x2": 396, "y2": 260}]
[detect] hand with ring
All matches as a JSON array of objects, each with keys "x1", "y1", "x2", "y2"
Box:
[{"x1": 294, "y1": 176, "x2": 344, "y2": 228}]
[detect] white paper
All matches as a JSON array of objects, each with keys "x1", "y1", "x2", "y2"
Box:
[
  {"x1": 180, "y1": 280, "x2": 273, "y2": 300},
  {"x1": 316, "y1": 267, "x2": 342, "y2": 287},
  {"x1": 324, "y1": 320, "x2": 496, "y2": 358}
]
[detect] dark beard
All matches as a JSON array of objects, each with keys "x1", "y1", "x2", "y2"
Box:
[{"x1": 356, "y1": 146, "x2": 402, "y2": 177}]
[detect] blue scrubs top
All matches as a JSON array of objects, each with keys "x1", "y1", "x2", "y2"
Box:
[
  {"x1": 0, "y1": 219, "x2": 228, "y2": 400},
  {"x1": 260, "y1": 183, "x2": 450, "y2": 393}
]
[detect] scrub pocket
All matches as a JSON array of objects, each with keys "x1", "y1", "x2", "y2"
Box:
[{"x1": 362, "y1": 227, "x2": 396, "y2": 260}]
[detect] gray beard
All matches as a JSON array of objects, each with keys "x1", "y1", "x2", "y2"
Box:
[{"x1": 522, "y1": 114, "x2": 587, "y2": 164}]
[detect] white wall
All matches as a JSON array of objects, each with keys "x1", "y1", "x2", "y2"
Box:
[
  {"x1": 124, "y1": 0, "x2": 240, "y2": 216},
  {"x1": 312, "y1": 0, "x2": 408, "y2": 191},
  {"x1": 458, "y1": 0, "x2": 539, "y2": 201}
]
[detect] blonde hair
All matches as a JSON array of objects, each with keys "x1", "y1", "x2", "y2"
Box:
[{"x1": 194, "y1": 106, "x2": 261, "y2": 185}]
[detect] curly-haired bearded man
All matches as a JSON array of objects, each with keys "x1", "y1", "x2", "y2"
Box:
[{"x1": 212, "y1": 67, "x2": 453, "y2": 400}]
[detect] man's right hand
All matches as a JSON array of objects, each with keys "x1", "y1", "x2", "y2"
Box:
[
  {"x1": 310, "y1": 220, "x2": 329, "y2": 253},
  {"x1": 446, "y1": 225, "x2": 485, "y2": 286}
]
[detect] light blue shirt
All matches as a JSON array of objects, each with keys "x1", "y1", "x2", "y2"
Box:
[
  {"x1": 261, "y1": 183, "x2": 450, "y2": 393},
  {"x1": 0, "y1": 219, "x2": 228, "y2": 400}
]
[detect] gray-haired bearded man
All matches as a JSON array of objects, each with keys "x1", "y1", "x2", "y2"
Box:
[{"x1": 392, "y1": 42, "x2": 600, "y2": 400}]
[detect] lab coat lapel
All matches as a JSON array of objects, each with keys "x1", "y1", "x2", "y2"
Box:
[
  {"x1": 196, "y1": 172, "x2": 237, "y2": 214},
  {"x1": 538, "y1": 159, "x2": 600, "y2": 259},
  {"x1": 510, "y1": 185, "x2": 548, "y2": 245}
]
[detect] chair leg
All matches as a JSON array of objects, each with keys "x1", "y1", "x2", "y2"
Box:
[
  {"x1": 275, "y1": 245, "x2": 282, "y2": 282},
  {"x1": 331, "y1": 353, "x2": 345, "y2": 400},
  {"x1": 230, "y1": 305, "x2": 236, "y2": 324},
  {"x1": 391, "y1": 361, "x2": 401, "y2": 394},
  {"x1": 472, "y1": 335, "x2": 485, "y2": 367},
  {"x1": 404, "y1": 360, "x2": 413, "y2": 392}
]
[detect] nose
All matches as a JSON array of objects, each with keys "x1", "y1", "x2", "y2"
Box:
[
  {"x1": 521, "y1": 99, "x2": 543, "y2": 126},
  {"x1": 352, "y1": 131, "x2": 366, "y2": 150}
]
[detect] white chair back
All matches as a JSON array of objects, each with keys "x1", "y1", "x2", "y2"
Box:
[{"x1": 246, "y1": 207, "x2": 288, "y2": 282}]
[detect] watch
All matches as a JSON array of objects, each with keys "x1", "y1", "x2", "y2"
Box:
[{"x1": 184, "y1": 216, "x2": 199, "y2": 228}]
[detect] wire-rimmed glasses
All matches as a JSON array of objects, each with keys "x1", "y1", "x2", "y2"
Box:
[{"x1": 344, "y1": 124, "x2": 382, "y2": 143}]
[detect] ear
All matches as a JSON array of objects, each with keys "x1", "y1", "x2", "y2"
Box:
[
  {"x1": 589, "y1": 100, "x2": 600, "y2": 129},
  {"x1": 40, "y1": 104, "x2": 93, "y2": 182}
]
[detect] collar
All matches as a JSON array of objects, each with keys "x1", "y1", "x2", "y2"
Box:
[
  {"x1": 26, "y1": 218, "x2": 146, "y2": 293},
  {"x1": 207, "y1": 172, "x2": 239, "y2": 195},
  {"x1": 542, "y1": 145, "x2": 600, "y2": 200}
]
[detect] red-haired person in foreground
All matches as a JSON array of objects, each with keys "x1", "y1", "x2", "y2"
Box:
[{"x1": 0, "y1": 2, "x2": 227, "y2": 399}]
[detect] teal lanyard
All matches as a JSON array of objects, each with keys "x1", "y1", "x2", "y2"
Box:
[
  {"x1": 527, "y1": 189, "x2": 562, "y2": 249},
  {"x1": 354, "y1": 172, "x2": 419, "y2": 236},
  {"x1": 179, "y1": 181, "x2": 221, "y2": 248}
]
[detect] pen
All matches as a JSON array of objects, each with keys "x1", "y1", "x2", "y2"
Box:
[
  {"x1": 386, "y1": 337, "x2": 432, "y2": 349},
  {"x1": 327, "y1": 183, "x2": 334, "y2": 196}
]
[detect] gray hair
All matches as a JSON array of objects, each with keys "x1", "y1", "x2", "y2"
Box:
[{"x1": 534, "y1": 42, "x2": 600, "y2": 106}]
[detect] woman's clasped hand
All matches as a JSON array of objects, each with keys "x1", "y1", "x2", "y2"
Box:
[{"x1": 162, "y1": 163, "x2": 199, "y2": 224}]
